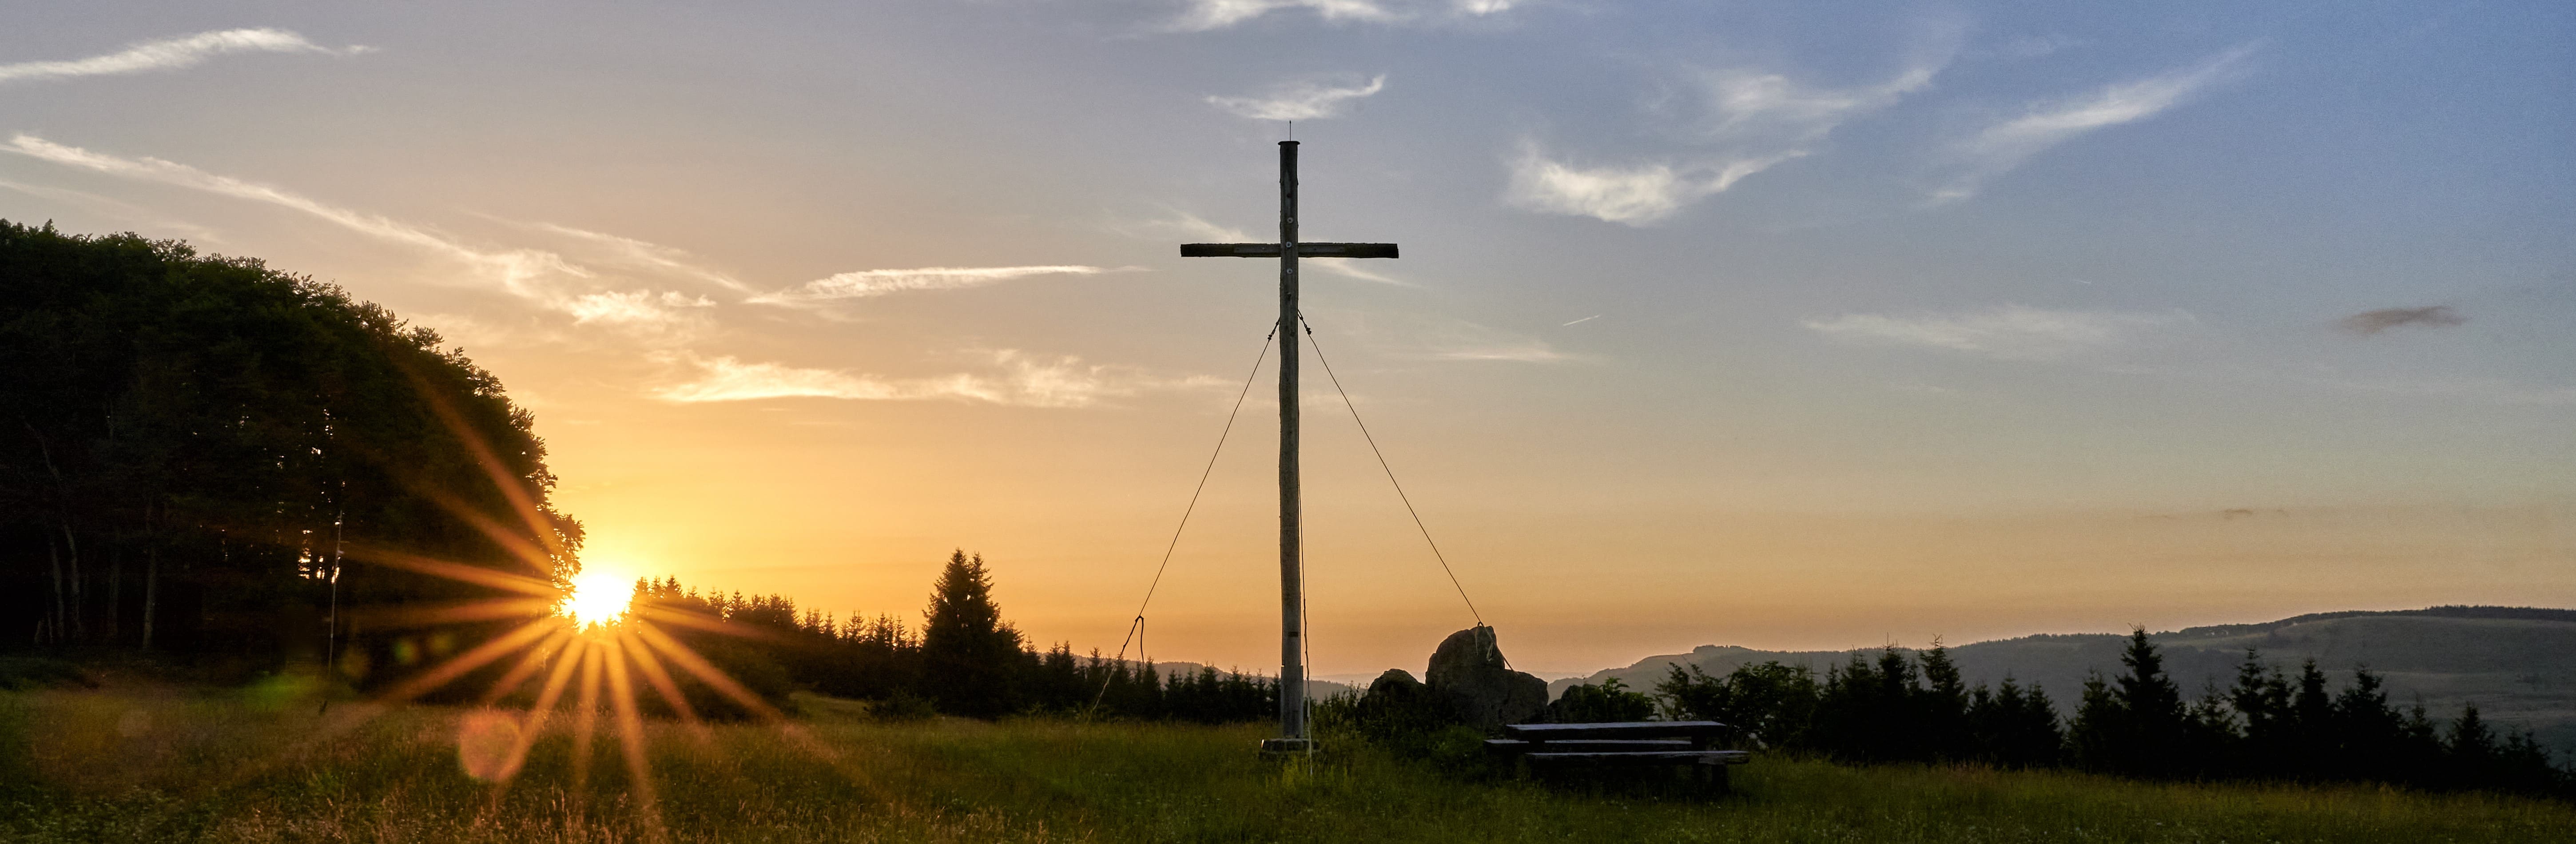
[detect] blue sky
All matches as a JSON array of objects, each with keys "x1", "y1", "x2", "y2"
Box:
[{"x1": 4, "y1": 1, "x2": 2570, "y2": 669}]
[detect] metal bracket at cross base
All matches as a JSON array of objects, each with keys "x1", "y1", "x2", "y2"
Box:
[{"x1": 1260, "y1": 737, "x2": 1317, "y2": 755}]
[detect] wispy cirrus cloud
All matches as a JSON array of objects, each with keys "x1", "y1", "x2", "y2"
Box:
[
  {"x1": 1929, "y1": 43, "x2": 2258, "y2": 204},
  {"x1": 0, "y1": 28, "x2": 369, "y2": 86},
  {"x1": 748, "y1": 265, "x2": 1117, "y2": 307},
  {"x1": 1511, "y1": 35, "x2": 1955, "y2": 225},
  {"x1": 1208, "y1": 75, "x2": 1386, "y2": 121},
  {"x1": 1997, "y1": 33, "x2": 2087, "y2": 60},
  {"x1": 2, "y1": 133, "x2": 587, "y2": 302},
  {"x1": 1506, "y1": 144, "x2": 1801, "y2": 225},
  {"x1": 1805, "y1": 305, "x2": 2188, "y2": 361},
  {"x1": 566, "y1": 290, "x2": 715, "y2": 329},
  {"x1": 1699, "y1": 64, "x2": 1940, "y2": 146},
  {"x1": 2337, "y1": 305, "x2": 2465, "y2": 335},
  {"x1": 2, "y1": 134, "x2": 724, "y2": 343},
  {"x1": 1166, "y1": 0, "x2": 1510, "y2": 32},
  {"x1": 654, "y1": 352, "x2": 1221, "y2": 407},
  {"x1": 515, "y1": 220, "x2": 752, "y2": 293}
]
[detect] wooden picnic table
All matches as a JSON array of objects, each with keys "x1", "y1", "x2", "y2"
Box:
[{"x1": 1487, "y1": 721, "x2": 1748, "y2": 792}]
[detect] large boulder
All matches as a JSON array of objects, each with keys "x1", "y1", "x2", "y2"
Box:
[
  {"x1": 1352, "y1": 668, "x2": 1455, "y2": 748},
  {"x1": 1425, "y1": 625, "x2": 1548, "y2": 729},
  {"x1": 1354, "y1": 669, "x2": 1438, "y2": 731},
  {"x1": 1367, "y1": 668, "x2": 1428, "y2": 699}
]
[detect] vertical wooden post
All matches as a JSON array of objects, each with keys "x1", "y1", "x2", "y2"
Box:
[
  {"x1": 1175, "y1": 140, "x2": 1396, "y2": 754},
  {"x1": 1276, "y1": 140, "x2": 1306, "y2": 744}
]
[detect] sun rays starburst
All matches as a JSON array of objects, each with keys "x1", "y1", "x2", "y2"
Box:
[
  {"x1": 302, "y1": 376, "x2": 829, "y2": 837},
  {"x1": 563, "y1": 567, "x2": 639, "y2": 628}
]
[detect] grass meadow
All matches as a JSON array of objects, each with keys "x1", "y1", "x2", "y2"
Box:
[{"x1": 3, "y1": 686, "x2": 2569, "y2": 843}]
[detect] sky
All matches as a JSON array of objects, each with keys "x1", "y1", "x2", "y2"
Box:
[{"x1": 4, "y1": 1, "x2": 2572, "y2": 677}]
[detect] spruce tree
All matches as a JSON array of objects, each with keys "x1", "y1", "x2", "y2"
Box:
[
  {"x1": 2332, "y1": 667, "x2": 2405, "y2": 781},
  {"x1": 919, "y1": 550, "x2": 1025, "y2": 717},
  {"x1": 2446, "y1": 703, "x2": 2498, "y2": 787},
  {"x1": 2115, "y1": 628, "x2": 2186, "y2": 776},
  {"x1": 2229, "y1": 649, "x2": 2291, "y2": 776},
  {"x1": 1919, "y1": 640, "x2": 1969, "y2": 760},
  {"x1": 2288, "y1": 660, "x2": 2334, "y2": 778},
  {"x1": 1967, "y1": 676, "x2": 2061, "y2": 768},
  {"x1": 2072, "y1": 629, "x2": 2188, "y2": 776},
  {"x1": 2070, "y1": 671, "x2": 2125, "y2": 772}
]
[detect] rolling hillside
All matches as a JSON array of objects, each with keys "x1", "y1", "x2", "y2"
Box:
[{"x1": 1550, "y1": 607, "x2": 2576, "y2": 756}]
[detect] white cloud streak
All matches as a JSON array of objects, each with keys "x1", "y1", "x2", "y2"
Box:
[
  {"x1": 1930, "y1": 43, "x2": 2258, "y2": 203},
  {"x1": 1805, "y1": 305, "x2": 2188, "y2": 361},
  {"x1": 566, "y1": 290, "x2": 715, "y2": 327},
  {"x1": 1172, "y1": 0, "x2": 1395, "y2": 31},
  {"x1": 2, "y1": 134, "x2": 588, "y2": 302},
  {"x1": 1510, "y1": 43, "x2": 1952, "y2": 225},
  {"x1": 3, "y1": 134, "x2": 725, "y2": 344},
  {"x1": 1701, "y1": 65, "x2": 1939, "y2": 144},
  {"x1": 1506, "y1": 144, "x2": 1802, "y2": 225},
  {"x1": 0, "y1": 28, "x2": 368, "y2": 85},
  {"x1": 749, "y1": 265, "x2": 1115, "y2": 306},
  {"x1": 1208, "y1": 75, "x2": 1386, "y2": 121},
  {"x1": 654, "y1": 352, "x2": 1222, "y2": 407},
  {"x1": 521, "y1": 221, "x2": 753, "y2": 293},
  {"x1": 1166, "y1": 0, "x2": 1512, "y2": 32}
]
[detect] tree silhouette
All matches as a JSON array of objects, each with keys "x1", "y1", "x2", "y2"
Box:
[
  {"x1": 919, "y1": 550, "x2": 1023, "y2": 717},
  {"x1": 2, "y1": 221, "x2": 579, "y2": 676}
]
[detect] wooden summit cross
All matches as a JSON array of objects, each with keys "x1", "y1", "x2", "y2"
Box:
[{"x1": 1181, "y1": 141, "x2": 1396, "y2": 752}]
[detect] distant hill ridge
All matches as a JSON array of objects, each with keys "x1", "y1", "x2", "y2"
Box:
[
  {"x1": 2159, "y1": 605, "x2": 2576, "y2": 640},
  {"x1": 1551, "y1": 606, "x2": 2576, "y2": 756}
]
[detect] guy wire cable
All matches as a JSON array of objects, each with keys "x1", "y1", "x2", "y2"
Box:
[
  {"x1": 1086, "y1": 321, "x2": 1278, "y2": 719},
  {"x1": 1297, "y1": 312, "x2": 1487, "y2": 628}
]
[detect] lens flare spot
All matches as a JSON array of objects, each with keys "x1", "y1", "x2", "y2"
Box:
[
  {"x1": 563, "y1": 568, "x2": 637, "y2": 628},
  {"x1": 456, "y1": 709, "x2": 521, "y2": 782}
]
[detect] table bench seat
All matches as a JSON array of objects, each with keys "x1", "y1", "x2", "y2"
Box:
[
  {"x1": 1485, "y1": 738, "x2": 1693, "y2": 753},
  {"x1": 1486, "y1": 720, "x2": 1745, "y2": 792},
  {"x1": 1525, "y1": 750, "x2": 1751, "y2": 765}
]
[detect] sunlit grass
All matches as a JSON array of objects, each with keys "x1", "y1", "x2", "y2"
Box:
[{"x1": 3, "y1": 687, "x2": 2568, "y2": 843}]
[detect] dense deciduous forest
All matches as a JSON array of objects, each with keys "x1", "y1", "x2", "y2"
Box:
[{"x1": 0, "y1": 221, "x2": 580, "y2": 672}]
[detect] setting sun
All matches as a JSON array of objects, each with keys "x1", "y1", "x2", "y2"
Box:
[{"x1": 562, "y1": 568, "x2": 637, "y2": 628}]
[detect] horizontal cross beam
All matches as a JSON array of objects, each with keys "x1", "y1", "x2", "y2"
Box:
[{"x1": 1180, "y1": 243, "x2": 1399, "y2": 259}]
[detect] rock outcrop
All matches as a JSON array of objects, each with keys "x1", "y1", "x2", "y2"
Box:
[
  {"x1": 1367, "y1": 668, "x2": 1428, "y2": 699},
  {"x1": 1425, "y1": 625, "x2": 1547, "y2": 729}
]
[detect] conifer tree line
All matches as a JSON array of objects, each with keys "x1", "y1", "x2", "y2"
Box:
[
  {"x1": 626, "y1": 551, "x2": 1278, "y2": 723},
  {"x1": 2, "y1": 223, "x2": 582, "y2": 671},
  {"x1": 1628, "y1": 629, "x2": 2568, "y2": 797}
]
